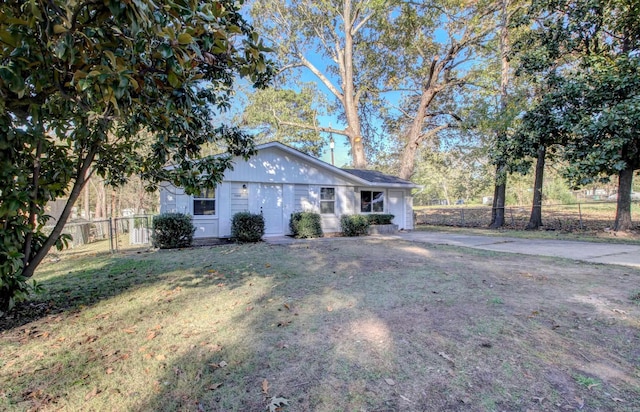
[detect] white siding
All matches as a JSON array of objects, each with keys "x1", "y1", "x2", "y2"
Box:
[
  {"x1": 159, "y1": 184, "x2": 187, "y2": 214},
  {"x1": 159, "y1": 184, "x2": 177, "y2": 213},
  {"x1": 193, "y1": 218, "x2": 219, "y2": 238},
  {"x1": 294, "y1": 185, "x2": 312, "y2": 211},
  {"x1": 160, "y1": 143, "x2": 417, "y2": 238},
  {"x1": 230, "y1": 183, "x2": 249, "y2": 215},
  {"x1": 222, "y1": 146, "x2": 357, "y2": 187},
  {"x1": 405, "y1": 195, "x2": 414, "y2": 230},
  {"x1": 283, "y1": 184, "x2": 295, "y2": 235}
]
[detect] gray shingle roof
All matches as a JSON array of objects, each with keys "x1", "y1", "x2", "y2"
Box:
[{"x1": 341, "y1": 169, "x2": 415, "y2": 186}]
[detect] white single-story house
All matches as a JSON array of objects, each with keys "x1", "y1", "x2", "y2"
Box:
[{"x1": 159, "y1": 141, "x2": 419, "y2": 238}]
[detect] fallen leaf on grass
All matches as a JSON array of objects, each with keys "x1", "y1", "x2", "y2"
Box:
[
  {"x1": 106, "y1": 368, "x2": 114, "y2": 375},
  {"x1": 262, "y1": 378, "x2": 270, "y2": 395},
  {"x1": 384, "y1": 378, "x2": 395, "y2": 386},
  {"x1": 85, "y1": 335, "x2": 98, "y2": 343},
  {"x1": 123, "y1": 328, "x2": 136, "y2": 334},
  {"x1": 438, "y1": 351, "x2": 455, "y2": 365},
  {"x1": 575, "y1": 396, "x2": 584, "y2": 408},
  {"x1": 276, "y1": 341, "x2": 289, "y2": 349},
  {"x1": 266, "y1": 396, "x2": 289, "y2": 412},
  {"x1": 146, "y1": 331, "x2": 157, "y2": 340},
  {"x1": 85, "y1": 387, "x2": 100, "y2": 401},
  {"x1": 218, "y1": 361, "x2": 228, "y2": 368},
  {"x1": 155, "y1": 354, "x2": 166, "y2": 361},
  {"x1": 587, "y1": 383, "x2": 600, "y2": 390},
  {"x1": 611, "y1": 397, "x2": 625, "y2": 402},
  {"x1": 327, "y1": 306, "x2": 333, "y2": 312},
  {"x1": 209, "y1": 383, "x2": 223, "y2": 391},
  {"x1": 400, "y1": 394, "x2": 414, "y2": 403},
  {"x1": 283, "y1": 303, "x2": 290, "y2": 310}
]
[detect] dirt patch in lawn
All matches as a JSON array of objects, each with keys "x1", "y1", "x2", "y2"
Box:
[{"x1": 1, "y1": 238, "x2": 640, "y2": 411}]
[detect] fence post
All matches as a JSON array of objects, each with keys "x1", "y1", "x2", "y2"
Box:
[
  {"x1": 509, "y1": 207, "x2": 514, "y2": 226},
  {"x1": 146, "y1": 215, "x2": 151, "y2": 245},
  {"x1": 108, "y1": 219, "x2": 114, "y2": 254},
  {"x1": 114, "y1": 217, "x2": 119, "y2": 253},
  {"x1": 460, "y1": 209, "x2": 465, "y2": 226}
]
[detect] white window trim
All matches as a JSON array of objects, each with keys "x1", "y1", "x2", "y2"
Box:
[
  {"x1": 360, "y1": 189, "x2": 385, "y2": 214},
  {"x1": 320, "y1": 187, "x2": 336, "y2": 215},
  {"x1": 193, "y1": 187, "x2": 217, "y2": 217}
]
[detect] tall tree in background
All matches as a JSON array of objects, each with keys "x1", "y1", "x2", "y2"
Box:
[
  {"x1": 488, "y1": 0, "x2": 512, "y2": 228},
  {"x1": 518, "y1": 0, "x2": 640, "y2": 231},
  {"x1": 373, "y1": 0, "x2": 497, "y2": 181},
  {"x1": 0, "y1": 0, "x2": 273, "y2": 312},
  {"x1": 249, "y1": 0, "x2": 385, "y2": 168},
  {"x1": 241, "y1": 85, "x2": 328, "y2": 156},
  {"x1": 511, "y1": 85, "x2": 562, "y2": 230}
]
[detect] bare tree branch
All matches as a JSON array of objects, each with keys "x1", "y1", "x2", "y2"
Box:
[{"x1": 298, "y1": 54, "x2": 344, "y2": 101}]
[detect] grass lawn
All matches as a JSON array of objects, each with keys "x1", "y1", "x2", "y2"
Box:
[{"x1": 1, "y1": 238, "x2": 640, "y2": 411}]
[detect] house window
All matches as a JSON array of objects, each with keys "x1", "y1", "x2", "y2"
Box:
[
  {"x1": 320, "y1": 187, "x2": 335, "y2": 214},
  {"x1": 193, "y1": 187, "x2": 216, "y2": 215},
  {"x1": 361, "y1": 190, "x2": 384, "y2": 213}
]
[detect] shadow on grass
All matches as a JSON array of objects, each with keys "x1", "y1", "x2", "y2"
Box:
[
  {"x1": 132, "y1": 239, "x2": 640, "y2": 412},
  {"x1": 0, "y1": 245, "x2": 246, "y2": 332},
  {"x1": 4, "y1": 239, "x2": 640, "y2": 411}
]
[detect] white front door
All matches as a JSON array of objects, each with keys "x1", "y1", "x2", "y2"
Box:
[
  {"x1": 261, "y1": 184, "x2": 284, "y2": 235},
  {"x1": 388, "y1": 190, "x2": 404, "y2": 229}
]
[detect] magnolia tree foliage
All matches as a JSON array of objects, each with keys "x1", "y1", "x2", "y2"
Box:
[
  {"x1": 516, "y1": 0, "x2": 640, "y2": 231},
  {"x1": 0, "y1": 0, "x2": 273, "y2": 312}
]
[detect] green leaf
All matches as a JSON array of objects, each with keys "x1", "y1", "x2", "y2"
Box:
[
  {"x1": 177, "y1": 33, "x2": 192, "y2": 45},
  {"x1": 167, "y1": 71, "x2": 180, "y2": 88}
]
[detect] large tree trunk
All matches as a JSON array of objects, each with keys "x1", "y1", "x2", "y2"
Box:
[
  {"x1": 398, "y1": 79, "x2": 441, "y2": 180},
  {"x1": 341, "y1": 0, "x2": 366, "y2": 168},
  {"x1": 22, "y1": 148, "x2": 96, "y2": 279},
  {"x1": 489, "y1": 0, "x2": 510, "y2": 229},
  {"x1": 489, "y1": 164, "x2": 506, "y2": 228},
  {"x1": 614, "y1": 165, "x2": 634, "y2": 231},
  {"x1": 526, "y1": 145, "x2": 546, "y2": 230}
]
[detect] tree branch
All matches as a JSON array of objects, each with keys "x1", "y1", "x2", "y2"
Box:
[
  {"x1": 277, "y1": 63, "x2": 306, "y2": 75},
  {"x1": 299, "y1": 54, "x2": 344, "y2": 101},
  {"x1": 351, "y1": 12, "x2": 374, "y2": 36},
  {"x1": 273, "y1": 112, "x2": 347, "y2": 136}
]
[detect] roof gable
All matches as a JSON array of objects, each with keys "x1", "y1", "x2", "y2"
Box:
[{"x1": 251, "y1": 142, "x2": 418, "y2": 188}]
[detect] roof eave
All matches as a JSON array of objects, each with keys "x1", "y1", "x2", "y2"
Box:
[{"x1": 364, "y1": 182, "x2": 422, "y2": 189}]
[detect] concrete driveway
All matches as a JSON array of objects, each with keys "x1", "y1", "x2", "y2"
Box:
[{"x1": 393, "y1": 231, "x2": 640, "y2": 269}]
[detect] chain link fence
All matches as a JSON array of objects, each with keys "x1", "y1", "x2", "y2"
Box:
[
  {"x1": 46, "y1": 215, "x2": 154, "y2": 256},
  {"x1": 414, "y1": 202, "x2": 640, "y2": 231}
]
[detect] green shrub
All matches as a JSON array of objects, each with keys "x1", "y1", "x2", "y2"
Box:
[
  {"x1": 340, "y1": 214, "x2": 370, "y2": 237},
  {"x1": 367, "y1": 214, "x2": 395, "y2": 225},
  {"x1": 152, "y1": 213, "x2": 195, "y2": 249},
  {"x1": 231, "y1": 212, "x2": 265, "y2": 242},
  {"x1": 290, "y1": 212, "x2": 323, "y2": 238}
]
